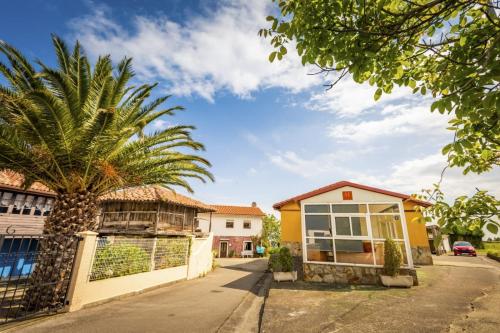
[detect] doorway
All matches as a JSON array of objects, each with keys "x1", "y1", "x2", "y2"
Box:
[{"x1": 219, "y1": 241, "x2": 228, "y2": 258}]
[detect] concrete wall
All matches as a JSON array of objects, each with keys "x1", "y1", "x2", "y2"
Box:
[
  {"x1": 187, "y1": 233, "x2": 214, "y2": 279},
  {"x1": 67, "y1": 231, "x2": 214, "y2": 312}
]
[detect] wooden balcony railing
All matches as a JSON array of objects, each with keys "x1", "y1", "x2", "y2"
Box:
[{"x1": 99, "y1": 210, "x2": 194, "y2": 234}]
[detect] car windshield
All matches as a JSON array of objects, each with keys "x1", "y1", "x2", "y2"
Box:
[{"x1": 454, "y1": 242, "x2": 472, "y2": 246}]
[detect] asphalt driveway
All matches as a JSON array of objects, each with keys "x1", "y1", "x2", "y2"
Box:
[
  {"x1": 12, "y1": 258, "x2": 268, "y2": 333},
  {"x1": 261, "y1": 255, "x2": 500, "y2": 333}
]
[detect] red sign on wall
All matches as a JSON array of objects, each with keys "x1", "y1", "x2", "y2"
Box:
[{"x1": 342, "y1": 191, "x2": 353, "y2": 200}]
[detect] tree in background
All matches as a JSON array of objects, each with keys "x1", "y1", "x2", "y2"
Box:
[
  {"x1": 260, "y1": 0, "x2": 499, "y2": 226},
  {"x1": 0, "y1": 36, "x2": 213, "y2": 309},
  {"x1": 262, "y1": 214, "x2": 281, "y2": 249},
  {"x1": 419, "y1": 186, "x2": 498, "y2": 246}
]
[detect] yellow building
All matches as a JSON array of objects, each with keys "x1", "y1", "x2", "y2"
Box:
[{"x1": 274, "y1": 181, "x2": 432, "y2": 284}]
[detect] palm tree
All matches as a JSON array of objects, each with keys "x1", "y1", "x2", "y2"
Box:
[{"x1": 0, "y1": 36, "x2": 213, "y2": 311}]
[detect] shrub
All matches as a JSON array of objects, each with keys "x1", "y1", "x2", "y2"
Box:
[
  {"x1": 268, "y1": 247, "x2": 280, "y2": 255},
  {"x1": 383, "y1": 238, "x2": 402, "y2": 277},
  {"x1": 92, "y1": 243, "x2": 151, "y2": 280},
  {"x1": 154, "y1": 238, "x2": 189, "y2": 269},
  {"x1": 269, "y1": 247, "x2": 293, "y2": 272}
]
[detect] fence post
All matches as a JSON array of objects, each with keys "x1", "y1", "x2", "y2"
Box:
[{"x1": 65, "y1": 231, "x2": 98, "y2": 312}]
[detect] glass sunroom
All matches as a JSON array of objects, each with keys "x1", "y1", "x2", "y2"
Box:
[{"x1": 302, "y1": 202, "x2": 413, "y2": 268}]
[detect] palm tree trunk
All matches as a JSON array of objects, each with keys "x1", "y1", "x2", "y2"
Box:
[{"x1": 22, "y1": 191, "x2": 98, "y2": 312}]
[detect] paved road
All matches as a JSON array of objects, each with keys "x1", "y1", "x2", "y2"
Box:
[
  {"x1": 15, "y1": 258, "x2": 268, "y2": 333},
  {"x1": 262, "y1": 255, "x2": 500, "y2": 333}
]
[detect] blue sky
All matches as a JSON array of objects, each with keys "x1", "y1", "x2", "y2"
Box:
[{"x1": 1, "y1": 0, "x2": 498, "y2": 213}]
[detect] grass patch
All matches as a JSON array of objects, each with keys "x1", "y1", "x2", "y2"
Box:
[{"x1": 476, "y1": 242, "x2": 500, "y2": 255}]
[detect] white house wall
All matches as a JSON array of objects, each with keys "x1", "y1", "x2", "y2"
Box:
[
  {"x1": 301, "y1": 186, "x2": 404, "y2": 204},
  {"x1": 197, "y1": 213, "x2": 262, "y2": 237}
]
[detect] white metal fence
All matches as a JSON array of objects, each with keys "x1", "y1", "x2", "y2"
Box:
[{"x1": 90, "y1": 237, "x2": 190, "y2": 281}]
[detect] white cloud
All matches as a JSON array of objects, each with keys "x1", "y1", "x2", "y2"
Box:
[
  {"x1": 151, "y1": 119, "x2": 168, "y2": 129},
  {"x1": 270, "y1": 149, "x2": 500, "y2": 200},
  {"x1": 328, "y1": 103, "x2": 451, "y2": 143},
  {"x1": 352, "y1": 153, "x2": 500, "y2": 199},
  {"x1": 268, "y1": 148, "x2": 376, "y2": 179},
  {"x1": 305, "y1": 78, "x2": 415, "y2": 117},
  {"x1": 70, "y1": 1, "x2": 319, "y2": 102},
  {"x1": 269, "y1": 151, "x2": 337, "y2": 178}
]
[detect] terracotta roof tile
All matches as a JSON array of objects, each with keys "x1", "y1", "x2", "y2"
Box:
[
  {"x1": 0, "y1": 170, "x2": 54, "y2": 195},
  {"x1": 100, "y1": 185, "x2": 214, "y2": 212},
  {"x1": 273, "y1": 181, "x2": 431, "y2": 209},
  {"x1": 210, "y1": 205, "x2": 265, "y2": 216}
]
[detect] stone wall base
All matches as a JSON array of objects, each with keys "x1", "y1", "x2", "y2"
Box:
[
  {"x1": 303, "y1": 263, "x2": 418, "y2": 286},
  {"x1": 411, "y1": 246, "x2": 433, "y2": 265}
]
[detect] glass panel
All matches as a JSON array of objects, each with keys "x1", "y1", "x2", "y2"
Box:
[
  {"x1": 306, "y1": 238, "x2": 334, "y2": 262},
  {"x1": 351, "y1": 217, "x2": 368, "y2": 236},
  {"x1": 304, "y1": 204, "x2": 330, "y2": 213},
  {"x1": 370, "y1": 215, "x2": 403, "y2": 239},
  {"x1": 373, "y1": 241, "x2": 385, "y2": 265},
  {"x1": 335, "y1": 240, "x2": 374, "y2": 265},
  {"x1": 335, "y1": 217, "x2": 351, "y2": 236},
  {"x1": 1, "y1": 192, "x2": 13, "y2": 206},
  {"x1": 305, "y1": 215, "x2": 331, "y2": 237},
  {"x1": 369, "y1": 203, "x2": 399, "y2": 213},
  {"x1": 374, "y1": 241, "x2": 408, "y2": 266},
  {"x1": 399, "y1": 242, "x2": 408, "y2": 265},
  {"x1": 331, "y1": 204, "x2": 367, "y2": 213}
]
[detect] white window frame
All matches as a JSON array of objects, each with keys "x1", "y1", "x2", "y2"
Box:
[
  {"x1": 243, "y1": 241, "x2": 253, "y2": 251},
  {"x1": 301, "y1": 201, "x2": 413, "y2": 268},
  {"x1": 225, "y1": 220, "x2": 234, "y2": 229},
  {"x1": 243, "y1": 220, "x2": 251, "y2": 229}
]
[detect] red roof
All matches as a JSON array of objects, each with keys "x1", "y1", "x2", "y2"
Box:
[
  {"x1": 273, "y1": 181, "x2": 431, "y2": 209},
  {"x1": 0, "y1": 170, "x2": 54, "y2": 195},
  {"x1": 210, "y1": 205, "x2": 265, "y2": 216},
  {"x1": 100, "y1": 185, "x2": 214, "y2": 212}
]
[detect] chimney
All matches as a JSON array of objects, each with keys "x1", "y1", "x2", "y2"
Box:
[{"x1": 251, "y1": 202, "x2": 257, "y2": 207}]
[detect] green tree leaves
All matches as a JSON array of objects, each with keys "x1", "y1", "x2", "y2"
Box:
[
  {"x1": 261, "y1": 0, "x2": 499, "y2": 175},
  {"x1": 0, "y1": 36, "x2": 213, "y2": 196}
]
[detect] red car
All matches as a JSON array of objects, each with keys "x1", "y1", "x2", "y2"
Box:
[{"x1": 453, "y1": 241, "x2": 477, "y2": 256}]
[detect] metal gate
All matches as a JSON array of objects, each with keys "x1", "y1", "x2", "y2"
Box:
[{"x1": 0, "y1": 234, "x2": 80, "y2": 324}]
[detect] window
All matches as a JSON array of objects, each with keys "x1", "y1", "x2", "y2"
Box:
[
  {"x1": 22, "y1": 195, "x2": 35, "y2": 215},
  {"x1": 303, "y1": 202, "x2": 407, "y2": 267},
  {"x1": 225, "y1": 220, "x2": 234, "y2": 228},
  {"x1": 243, "y1": 221, "x2": 251, "y2": 229},
  {"x1": 43, "y1": 198, "x2": 54, "y2": 216},
  {"x1": 306, "y1": 238, "x2": 334, "y2": 262},
  {"x1": 34, "y1": 196, "x2": 46, "y2": 216},
  {"x1": 304, "y1": 204, "x2": 330, "y2": 213},
  {"x1": 0, "y1": 191, "x2": 13, "y2": 213},
  {"x1": 370, "y1": 215, "x2": 403, "y2": 239},
  {"x1": 305, "y1": 215, "x2": 331, "y2": 237},
  {"x1": 244, "y1": 241, "x2": 252, "y2": 251},
  {"x1": 331, "y1": 204, "x2": 367, "y2": 213},
  {"x1": 334, "y1": 216, "x2": 368, "y2": 236},
  {"x1": 12, "y1": 193, "x2": 25, "y2": 214},
  {"x1": 369, "y1": 203, "x2": 399, "y2": 213},
  {"x1": 342, "y1": 191, "x2": 353, "y2": 200}
]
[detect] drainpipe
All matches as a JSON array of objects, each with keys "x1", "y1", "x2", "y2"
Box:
[{"x1": 209, "y1": 212, "x2": 212, "y2": 232}]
